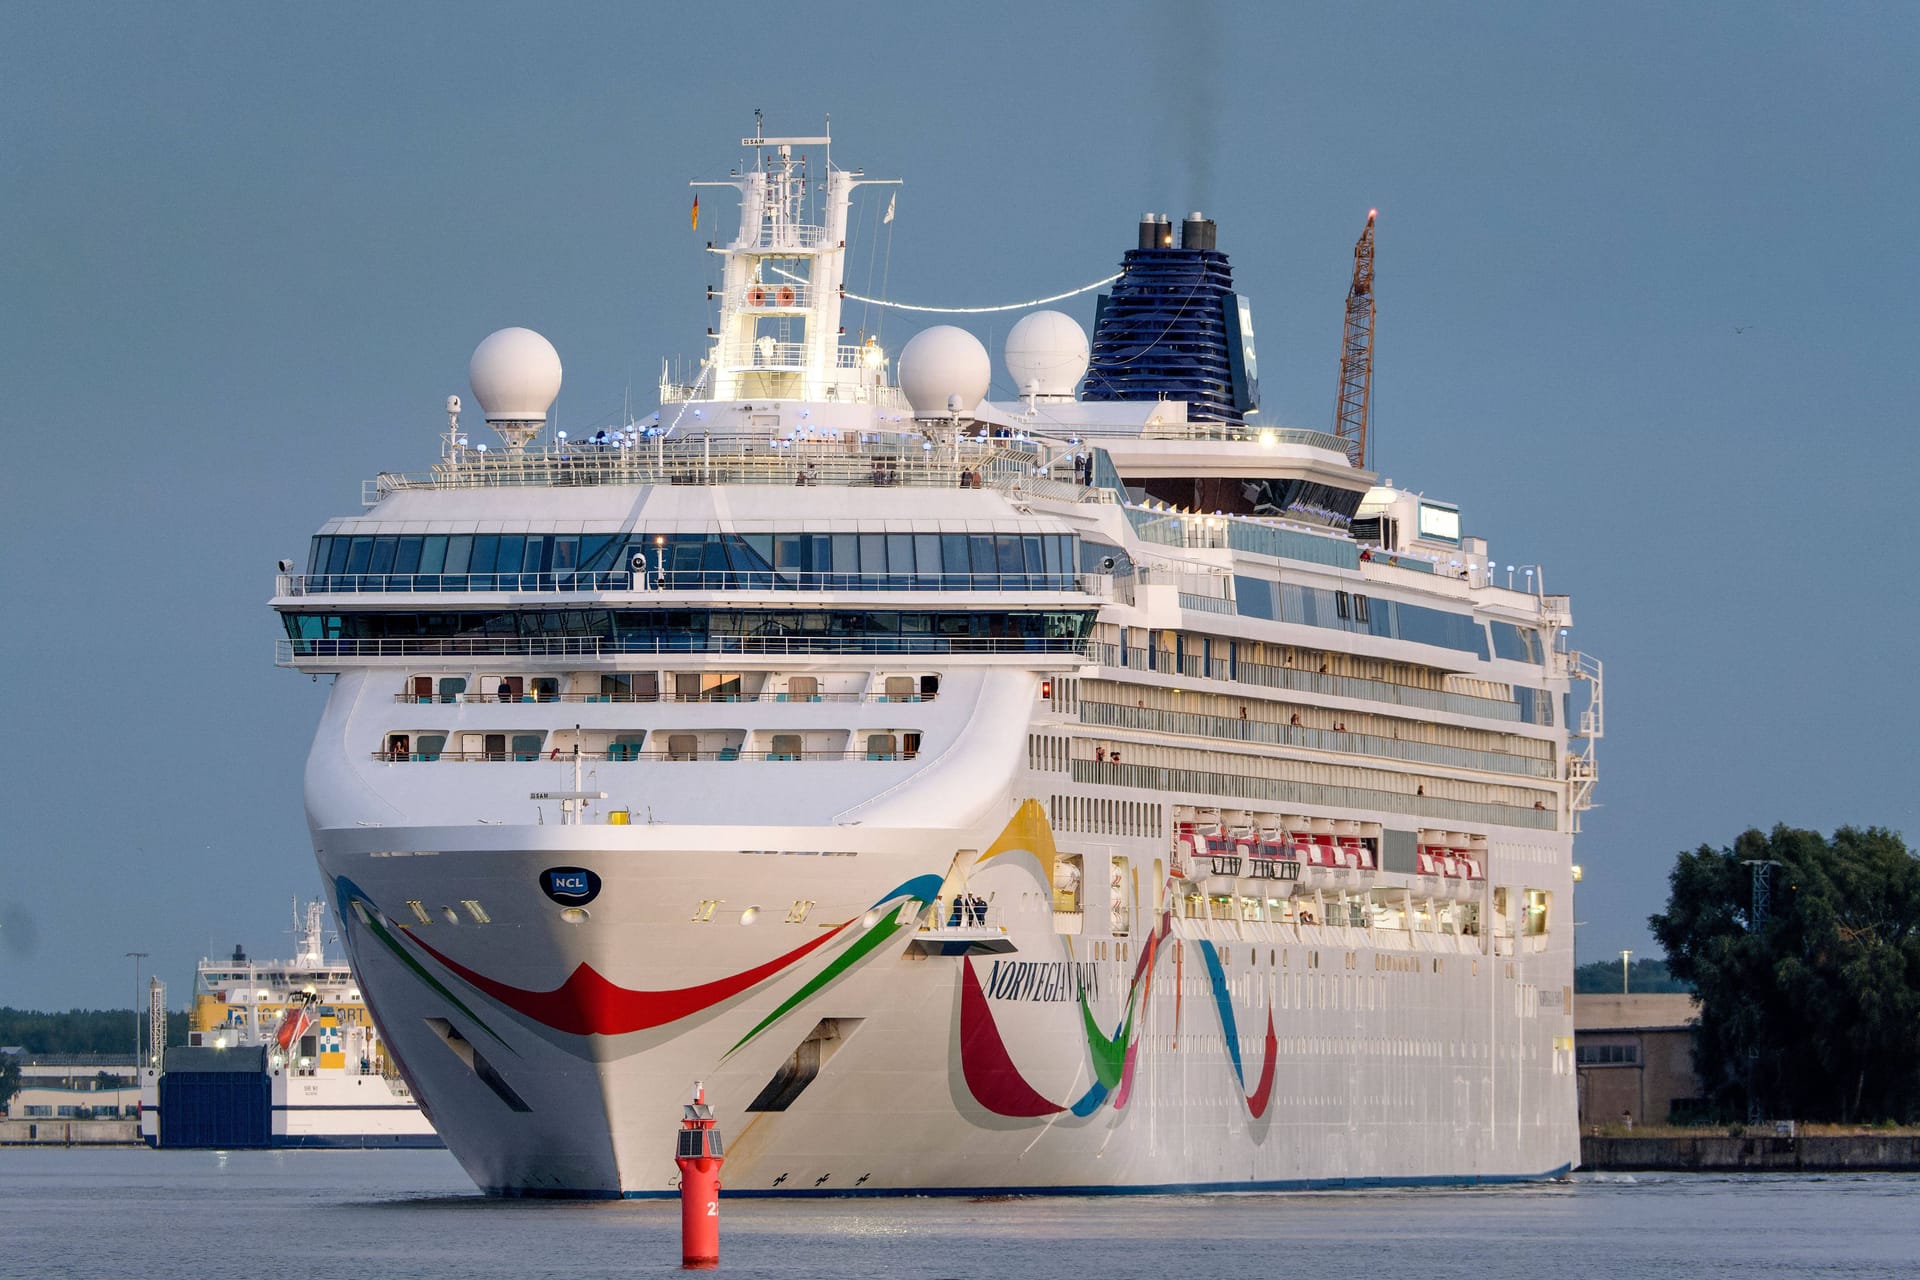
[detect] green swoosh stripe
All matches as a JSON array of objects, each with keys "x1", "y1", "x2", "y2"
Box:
[
  {"x1": 361, "y1": 909, "x2": 513, "y2": 1050},
  {"x1": 725, "y1": 908, "x2": 912, "y2": 1057},
  {"x1": 1078, "y1": 977, "x2": 1139, "y2": 1089}
]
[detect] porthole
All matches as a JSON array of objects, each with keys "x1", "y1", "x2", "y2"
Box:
[{"x1": 560, "y1": 907, "x2": 589, "y2": 924}]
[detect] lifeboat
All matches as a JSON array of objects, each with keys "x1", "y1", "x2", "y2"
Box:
[
  {"x1": 1249, "y1": 837, "x2": 1299, "y2": 898},
  {"x1": 274, "y1": 1005, "x2": 316, "y2": 1056},
  {"x1": 1170, "y1": 822, "x2": 1203, "y2": 882}
]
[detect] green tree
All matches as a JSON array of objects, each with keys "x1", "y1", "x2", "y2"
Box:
[
  {"x1": 1573, "y1": 957, "x2": 1689, "y2": 994},
  {"x1": 0, "y1": 1052, "x2": 19, "y2": 1113},
  {"x1": 1650, "y1": 824, "x2": 1920, "y2": 1123}
]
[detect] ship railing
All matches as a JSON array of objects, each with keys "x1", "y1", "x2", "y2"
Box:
[
  {"x1": 928, "y1": 899, "x2": 1004, "y2": 932},
  {"x1": 365, "y1": 435, "x2": 1097, "y2": 499},
  {"x1": 732, "y1": 225, "x2": 831, "y2": 251},
  {"x1": 394, "y1": 690, "x2": 940, "y2": 705},
  {"x1": 1083, "y1": 642, "x2": 1540, "y2": 724},
  {"x1": 371, "y1": 748, "x2": 922, "y2": 764},
  {"x1": 282, "y1": 569, "x2": 1090, "y2": 597},
  {"x1": 280, "y1": 634, "x2": 1092, "y2": 663}
]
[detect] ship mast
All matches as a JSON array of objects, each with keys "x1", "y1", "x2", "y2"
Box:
[
  {"x1": 678, "y1": 118, "x2": 899, "y2": 406},
  {"x1": 1332, "y1": 210, "x2": 1377, "y2": 469}
]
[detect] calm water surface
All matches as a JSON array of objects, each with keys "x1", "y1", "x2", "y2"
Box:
[{"x1": 4, "y1": 1149, "x2": 1917, "y2": 1280}]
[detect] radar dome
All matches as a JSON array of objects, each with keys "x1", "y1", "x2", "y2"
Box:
[
  {"x1": 1004, "y1": 310, "x2": 1089, "y2": 398},
  {"x1": 897, "y1": 325, "x2": 991, "y2": 419},
  {"x1": 469, "y1": 328, "x2": 563, "y2": 438}
]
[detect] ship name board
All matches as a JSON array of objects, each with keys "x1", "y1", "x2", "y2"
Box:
[{"x1": 983, "y1": 959, "x2": 1100, "y2": 1003}]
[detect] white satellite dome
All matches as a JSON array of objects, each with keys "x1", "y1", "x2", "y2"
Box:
[
  {"x1": 897, "y1": 325, "x2": 991, "y2": 419},
  {"x1": 469, "y1": 327, "x2": 563, "y2": 427},
  {"x1": 1004, "y1": 310, "x2": 1089, "y2": 398}
]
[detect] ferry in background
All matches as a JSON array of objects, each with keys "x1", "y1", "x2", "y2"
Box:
[
  {"x1": 277, "y1": 120, "x2": 1601, "y2": 1195},
  {"x1": 140, "y1": 898, "x2": 439, "y2": 1149}
]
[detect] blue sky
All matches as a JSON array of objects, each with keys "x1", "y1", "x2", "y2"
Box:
[{"x1": 3, "y1": 3, "x2": 1915, "y2": 1007}]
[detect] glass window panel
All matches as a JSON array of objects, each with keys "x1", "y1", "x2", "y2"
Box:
[
  {"x1": 941, "y1": 534, "x2": 970, "y2": 575},
  {"x1": 470, "y1": 534, "x2": 498, "y2": 574},
  {"x1": 418, "y1": 536, "x2": 447, "y2": 575},
  {"x1": 394, "y1": 537, "x2": 423, "y2": 575},
  {"x1": 969, "y1": 535, "x2": 996, "y2": 573},
  {"x1": 1022, "y1": 535, "x2": 1044, "y2": 573},
  {"x1": 308, "y1": 538, "x2": 327, "y2": 575},
  {"x1": 550, "y1": 537, "x2": 578, "y2": 571},
  {"x1": 1042, "y1": 535, "x2": 1061, "y2": 576},
  {"x1": 326, "y1": 538, "x2": 350, "y2": 575},
  {"x1": 887, "y1": 534, "x2": 914, "y2": 577},
  {"x1": 522, "y1": 536, "x2": 547, "y2": 573},
  {"x1": 345, "y1": 537, "x2": 373, "y2": 574},
  {"x1": 578, "y1": 534, "x2": 614, "y2": 570},
  {"x1": 744, "y1": 533, "x2": 774, "y2": 568},
  {"x1": 494, "y1": 536, "x2": 524, "y2": 576},
  {"x1": 995, "y1": 535, "x2": 1023, "y2": 573},
  {"x1": 775, "y1": 534, "x2": 804, "y2": 570},
  {"x1": 367, "y1": 538, "x2": 396, "y2": 575},
  {"x1": 914, "y1": 534, "x2": 940, "y2": 580},
  {"x1": 443, "y1": 535, "x2": 472, "y2": 575}
]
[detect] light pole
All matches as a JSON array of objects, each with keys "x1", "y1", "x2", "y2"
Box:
[
  {"x1": 125, "y1": 952, "x2": 148, "y2": 1079},
  {"x1": 1619, "y1": 948, "x2": 1632, "y2": 994}
]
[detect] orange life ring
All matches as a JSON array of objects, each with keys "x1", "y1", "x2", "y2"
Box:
[
  {"x1": 776, "y1": 285, "x2": 796, "y2": 306},
  {"x1": 747, "y1": 286, "x2": 768, "y2": 306}
]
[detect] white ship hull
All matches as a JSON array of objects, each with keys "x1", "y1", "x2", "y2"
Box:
[{"x1": 312, "y1": 664, "x2": 1576, "y2": 1196}]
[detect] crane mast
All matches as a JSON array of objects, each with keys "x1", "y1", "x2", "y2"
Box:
[{"x1": 1332, "y1": 210, "x2": 1377, "y2": 469}]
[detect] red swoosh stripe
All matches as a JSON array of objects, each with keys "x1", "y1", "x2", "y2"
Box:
[
  {"x1": 1246, "y1": 1010, "x2": 1279, "y2": 1119},
  {"x1": 404, "y1": 920, "x2": 852, "y2": 1036},
  {"x1": 959, "y1": 958, "x2": 1066, "y2": 1117}
]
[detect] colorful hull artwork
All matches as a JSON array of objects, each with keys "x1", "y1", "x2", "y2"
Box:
[{"x1": 333, "y1": 805, "x2": 1285, "y2": 1154}]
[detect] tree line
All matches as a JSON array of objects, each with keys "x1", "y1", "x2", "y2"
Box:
[
  {"x1": 1651, "y1": 824, "x2": 1919, "y2": 1124},
  {"x1": 0, "y1": 1007, "x2": 189, "y2": 1056},
  {"x1": 1573, "y1": 956, "x2": 1688, "y2": 994}
]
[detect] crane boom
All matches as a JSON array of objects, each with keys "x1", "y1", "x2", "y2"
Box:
[{"x1": 1332, "y1": 210, "x2": 1377, "y2": 469}]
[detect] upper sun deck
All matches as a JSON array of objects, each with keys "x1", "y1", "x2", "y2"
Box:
[{"x1": 359, "y1": 429, "x2": 1104, "y2": 508}]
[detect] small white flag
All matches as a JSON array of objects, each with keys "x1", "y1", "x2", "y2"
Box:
[{"x1": 883, "y1": 193, "x2": 896, "y2": 224}]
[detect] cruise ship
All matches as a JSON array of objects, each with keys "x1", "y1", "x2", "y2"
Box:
[{"x1": 276, "y1": 122, "x2": 1601, "y2": 1196}]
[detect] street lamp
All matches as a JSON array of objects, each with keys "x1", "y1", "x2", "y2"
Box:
[
  {"x1": 125, "y1": 952, "x2": 148, "y2": 1080},
  {"x1": 1619, "y1": 948, "x2": 1632, "y2": 994}
]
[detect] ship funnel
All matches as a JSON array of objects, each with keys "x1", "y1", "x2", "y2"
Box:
[
  {"x1": 1181, "y1": 212, "x2": 1217, "y2": 251},
  {"x1": 1137, "y1": 213, "x2": 1171, "y2": 250}
]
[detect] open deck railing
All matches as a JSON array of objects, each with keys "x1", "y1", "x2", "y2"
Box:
[
  {"x1": 372, "y1": 749, "x2": 918, "y2": 764},
  {"x1": 364, "y1": 433, "x2": 1114, "y2": 502},
  {"x1": 281, "y1": 570, "x2": 1092, "y2": 597},
  {"x1": 281, "y1": 634, "x2": 1091, "y2": 663},
  {"x1": 393, "y1": 690, "x2": 938, "y2": 705}
]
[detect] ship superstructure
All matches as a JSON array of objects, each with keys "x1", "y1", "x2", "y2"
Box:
[
  {"x1": 140, "y1": 898, "x2": 439, "y2": 1148},
  {"x1": 274, "y1": 122, "x2": 1600, "y2": 1196}
]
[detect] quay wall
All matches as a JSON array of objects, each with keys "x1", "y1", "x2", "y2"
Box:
[
  {"x1": 0, "y1": 1118, "x2": 141, "y2": 1146},
  {"x1": 1583, "y1": 1134, "x2": 1920, "y2": 1172}
]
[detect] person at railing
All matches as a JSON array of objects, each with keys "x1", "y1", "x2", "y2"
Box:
[{"x1": 496, "y1": 679, "x2": 513, "y2": 703}]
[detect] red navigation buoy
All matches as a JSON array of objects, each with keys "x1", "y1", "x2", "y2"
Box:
[{"x1": 675, "y1": 1081, "x2": 725, "y2": 1269}]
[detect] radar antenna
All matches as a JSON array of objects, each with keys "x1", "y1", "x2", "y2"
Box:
[{"x1": 1332, "y1": 210, "x2": 1377, "y2": 469}]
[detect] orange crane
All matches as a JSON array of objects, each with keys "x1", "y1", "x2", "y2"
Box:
[{"x1": 1332, "y1": 210, "x2": 1377, "y2": 469}]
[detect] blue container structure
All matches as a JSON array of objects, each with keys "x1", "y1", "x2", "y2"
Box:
[
  {"x1": 156, "y1": 1045, "x2": 271, "y2": 1148},
  {"x1": 1080, "y1": 213, "x2": 1259, "y2": 426}
]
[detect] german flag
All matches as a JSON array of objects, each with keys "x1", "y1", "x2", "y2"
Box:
[{"x1": 691, "y1": 195, "x2": 700, "y2": 231}]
